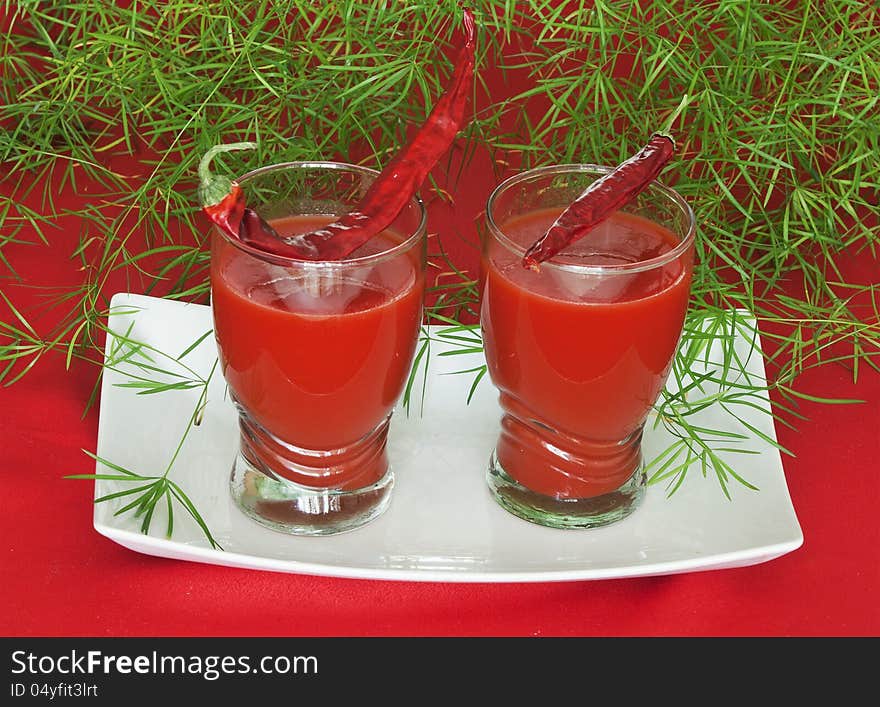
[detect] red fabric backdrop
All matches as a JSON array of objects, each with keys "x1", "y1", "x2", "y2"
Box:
[{"x1": 1, "y1": 24, "x2": 878, "y2": 637}]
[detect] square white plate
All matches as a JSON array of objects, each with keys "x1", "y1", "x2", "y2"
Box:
[{"x1": 92, "y1": 293, "x2": 802, "y2": 582}]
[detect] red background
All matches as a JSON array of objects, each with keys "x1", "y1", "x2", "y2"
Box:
[{"x1": 1, "y1": 28, "x2": 878, "y2": 637}]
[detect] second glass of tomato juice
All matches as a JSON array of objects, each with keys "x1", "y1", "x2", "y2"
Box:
[
  {"x1": 480, "y1": 164, "x2": 696, "y2": 528},
  {"x1": 211, "y1": 162, "x2": 427, "y2": 535}
]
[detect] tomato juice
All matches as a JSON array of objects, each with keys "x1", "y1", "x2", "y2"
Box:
[
  {"x1": 212, "y1": 215, "x2": 424, "y2": 490},
  {"x1": 481, "y1": 207, "x2": 693, "y2": 499}
]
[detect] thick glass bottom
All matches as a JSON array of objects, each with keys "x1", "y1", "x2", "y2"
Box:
[
  {"x1": 486, "y1": 450, "x2": 646, "y2": 529},
  {"x1": 230, "y1": 452, "x2": 394, "y2": 536}
]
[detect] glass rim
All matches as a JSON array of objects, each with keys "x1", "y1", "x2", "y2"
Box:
[
  {"x1": 215, "y1": 161, "x2": 428, "y2": 268},
  {"x1": 485, "y1": 163, "x2": 697, "y2": 275}
]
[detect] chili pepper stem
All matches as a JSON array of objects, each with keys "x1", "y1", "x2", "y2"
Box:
[
  {"x1": 658, "y1": 94, "x2": 691, "y2": 142},
  {"x1": 197, "y1": 142, "x2": 257, "y2": 207}
]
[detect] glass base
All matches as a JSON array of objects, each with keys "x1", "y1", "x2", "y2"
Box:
[
  {"x1": 486, "y1": 450, "x2": 646, "y2": 529},
  {"x1": 230, "y1": 452, "x2": 394, "y2": 536}
]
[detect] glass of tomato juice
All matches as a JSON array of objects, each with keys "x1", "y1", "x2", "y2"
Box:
[
  {"x1": 480, "y1": 164, "x2": 696, "y2": 528},
  {"x1": 211, "y1": 162, "x2": 427, "y2": 535}
]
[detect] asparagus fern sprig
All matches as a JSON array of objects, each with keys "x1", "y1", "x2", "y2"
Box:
[{"x1": 65, "y1": 320, "x2": 222, "y2": 548}]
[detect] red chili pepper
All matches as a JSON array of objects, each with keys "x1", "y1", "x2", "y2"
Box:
[
  {"x1": 198, "y1": 9, "x2": 477, "y2": 261},
  {"x1": 197, "y1": 141, "x2": 258, "y2": 237},
  {"x1": 282, "y1": 8, "x2": 476, "y2": 260},
  {"x1": 198, "y1": 142, "x2": 288, "y2": 256},
  {"x1": 521, "y1": 133, "x2": 676, "y2": 270}
]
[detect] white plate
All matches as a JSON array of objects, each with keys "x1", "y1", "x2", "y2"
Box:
[{"x1": 92, "y1": 293, "x2": 802, "y2": 582}]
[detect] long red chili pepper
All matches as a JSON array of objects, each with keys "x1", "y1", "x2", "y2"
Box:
[
  {"x1": 284, "y1": 8, "x2": 476, "y2": 260},
  {"x1": 199, "y1": 9, "x2": 476, "y2": 261},
  {"x1": 521, "y1": 133, "x2": 676, "y2": 270}
]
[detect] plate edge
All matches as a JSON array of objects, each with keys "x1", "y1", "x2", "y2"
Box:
[{"x1": 93, "y1": 519, "x2": 804, "y2": 584}]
